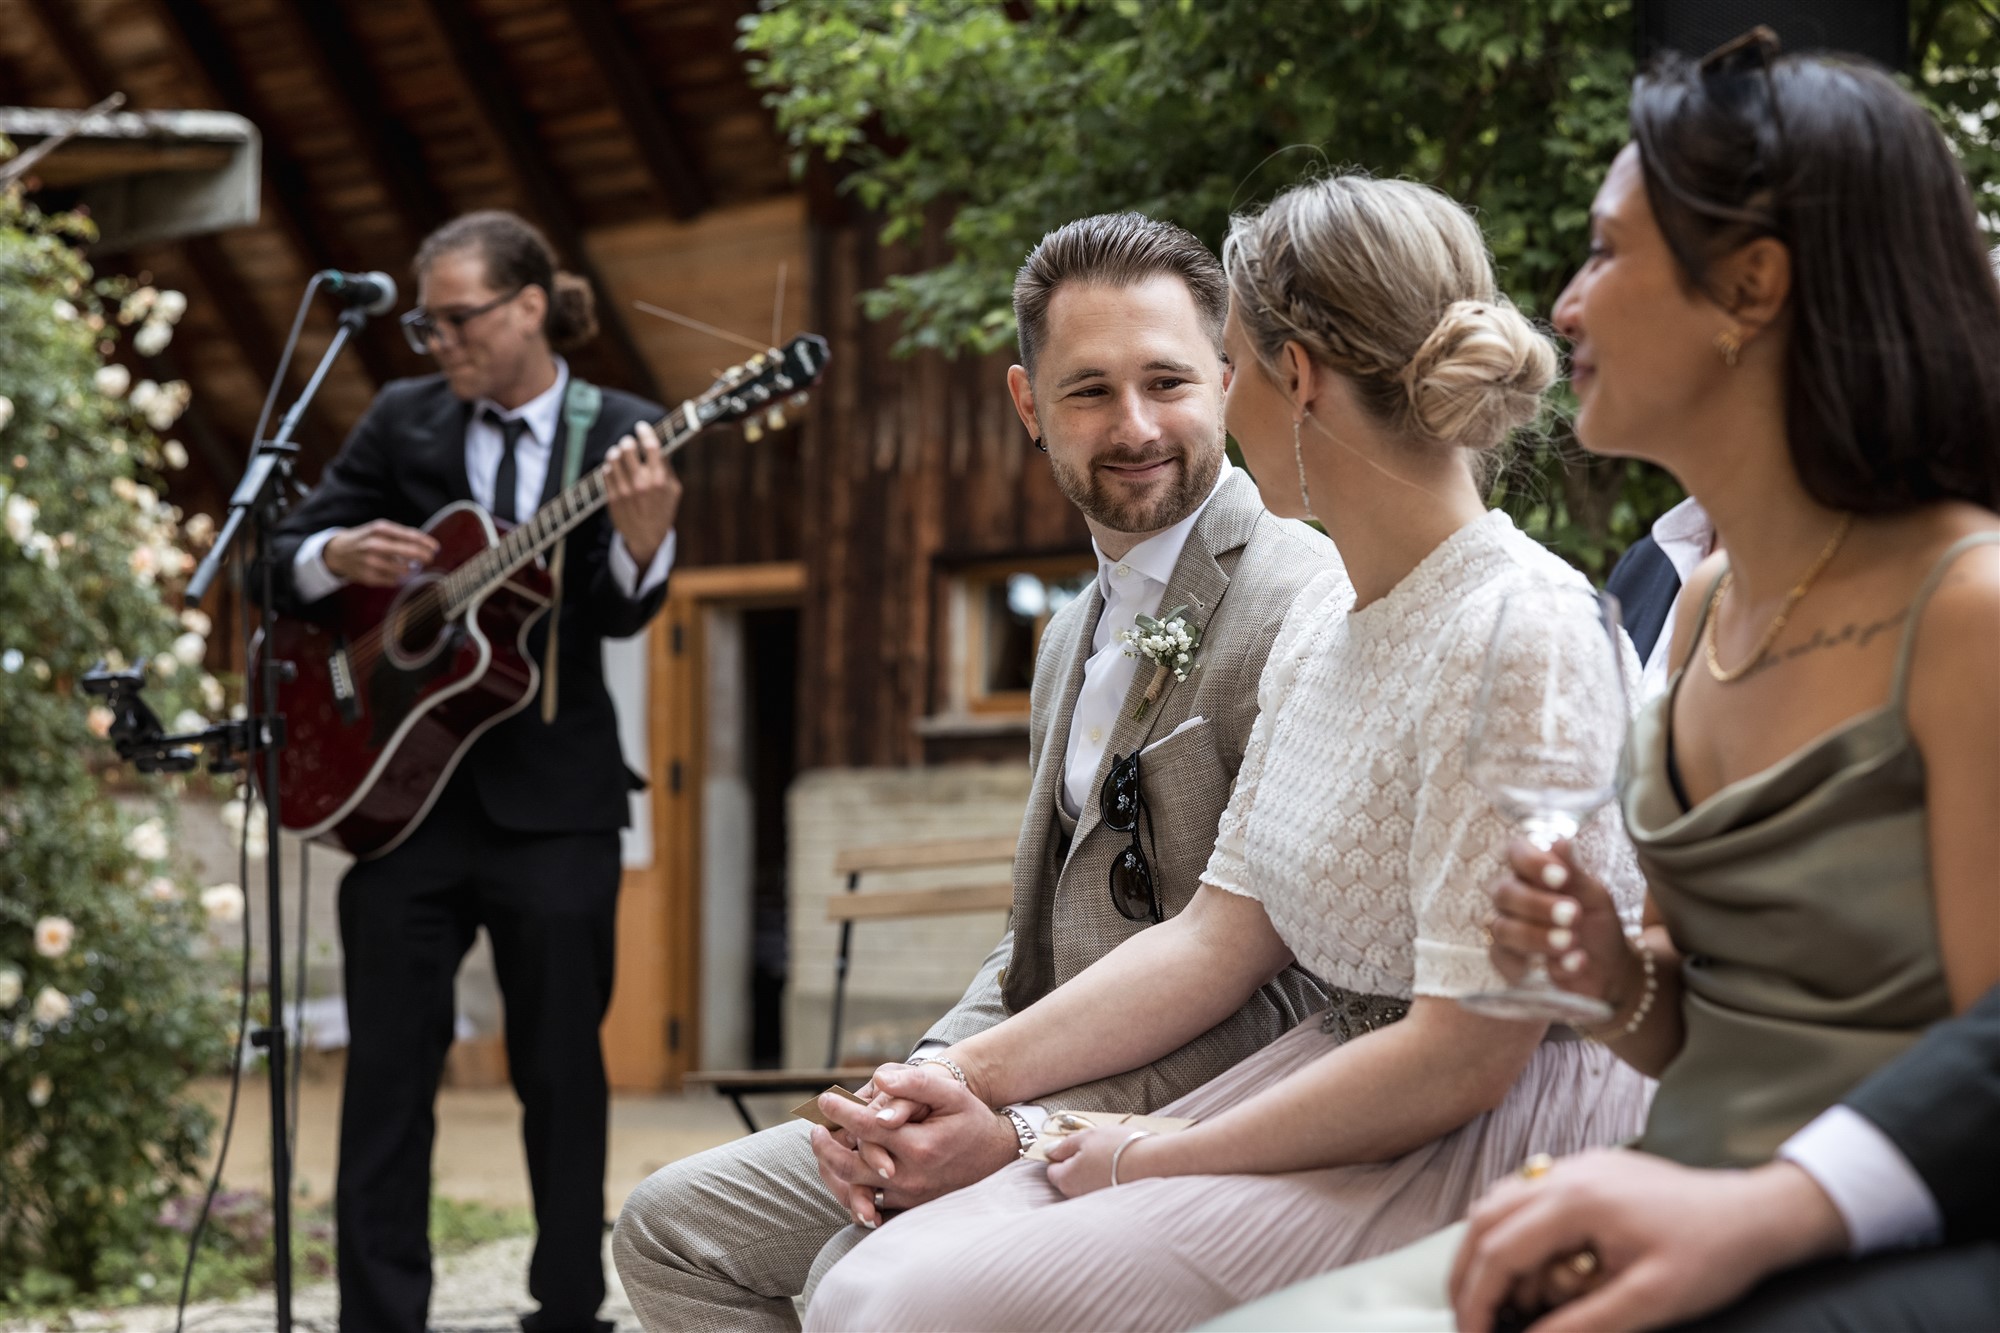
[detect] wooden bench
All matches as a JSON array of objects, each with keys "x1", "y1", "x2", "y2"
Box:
[{"x1": 686, "y1": 834, "x2": 1016, "y2": 1132}]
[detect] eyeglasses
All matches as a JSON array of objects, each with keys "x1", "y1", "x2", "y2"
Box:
[
  {"x1": 1101, "y1": 750, "x2": 1161, "y2": 924},
  {"x1": 400, "y1": 287, "x2": 525, "y2": 356}
]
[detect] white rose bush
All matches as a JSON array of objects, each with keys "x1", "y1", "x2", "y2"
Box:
[{"x1": 1, "y1": 156, "x2": 233, "y2": 1304}]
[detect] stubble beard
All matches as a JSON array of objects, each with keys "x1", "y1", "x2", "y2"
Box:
[{"x1": 1048, "y1": 431, "x2": 1225, "y2": 535}]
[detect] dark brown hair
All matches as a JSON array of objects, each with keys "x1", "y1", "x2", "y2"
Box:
[
  {"x1": 413, "y1": 210, "x2": 598, "y2": 351},
  {"x1": 1631, "y1": 35, "x2": 2000, "y2": 513},
  {"x1": 1012, "y1": 212, "x2": 1226, "y2": 375}
]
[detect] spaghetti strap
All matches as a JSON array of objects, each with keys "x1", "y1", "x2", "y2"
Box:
[{"x1": 1890, "y1": 532, "x2": 2000, "y2": 708}]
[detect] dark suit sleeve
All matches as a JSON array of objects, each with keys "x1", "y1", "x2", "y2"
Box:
[
  {"x1": 1604, "y1": 533, "x2": 1681, "y2": 664},
  {"x1": 1844, "y1": 984, "x2": 2000, "y2": 1243},
  {"x1": 265, "y1": 389, "x2": 407, "y2": 614},
  {"x1": 566, "y1": 394, "x2": 670, "y2": 641}
]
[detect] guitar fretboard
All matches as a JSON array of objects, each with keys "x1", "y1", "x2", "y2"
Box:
[{"x1": 439, "y1": 406, "x2": 700, "y2": 617}]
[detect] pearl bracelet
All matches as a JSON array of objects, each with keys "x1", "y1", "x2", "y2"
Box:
[{"x1": 1585, "y1": 937, "x2": 1657, "y2": 1042}]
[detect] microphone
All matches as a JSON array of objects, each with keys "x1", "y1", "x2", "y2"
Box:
[{"x1": 317, "y1": 270, "x2": 398, "y2": 317}]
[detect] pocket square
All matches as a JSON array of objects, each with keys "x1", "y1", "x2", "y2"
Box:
[{"x1": 1140, "y1": 715, "x2": 1208, "y2": 755}]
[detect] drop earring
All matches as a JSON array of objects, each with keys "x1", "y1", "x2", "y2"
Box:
[
  {"x1": 1292, "y1": 416, "x2": 1315, "y2": 521},
  {"x1": 1714, "y1": 325, "x2": 1743, "y2": 368}
]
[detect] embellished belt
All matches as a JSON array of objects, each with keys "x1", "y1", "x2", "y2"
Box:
[{"x1": 1317, "y1": 988, "x2": 1411, "y2": 1042}]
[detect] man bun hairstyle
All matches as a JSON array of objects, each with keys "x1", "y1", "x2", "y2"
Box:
[
  {"x1": 1631, "y1": 34, "x2": 2000, "y2": 512},
  {"x1": 414, "y1": 210, "x2": 599, "y2": 351},
  {"x1": 1013, "y1": 212, "x2": 1227, "y2": 376},
  {"x1": 1224, "y1": 175, "x2": 1555, "y2": 455}
]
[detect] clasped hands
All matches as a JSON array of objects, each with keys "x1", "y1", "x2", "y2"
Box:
[{"x1": 811, "y1": 1060, "x2": 1163, "y2": 1230}]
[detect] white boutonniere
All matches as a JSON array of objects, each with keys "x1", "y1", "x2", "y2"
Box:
[{"x1": 1117, "y1": 605, "x2": 1203, "y2": 721}]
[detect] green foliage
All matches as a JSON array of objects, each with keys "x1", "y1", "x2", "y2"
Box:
[
  {"x1": 0, "y1": 162, "x2": 235, "y2": 1299},
  {"x1": 743, "y1": 0, "x2": 2000, "y2": 573}
]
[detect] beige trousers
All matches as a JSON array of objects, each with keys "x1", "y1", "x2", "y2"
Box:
[{"x1": 612, "y1": 1119, "x2": 864, "y2": 1333}]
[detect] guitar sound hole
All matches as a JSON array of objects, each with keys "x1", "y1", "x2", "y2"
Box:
[{"x1": 384, "y1": 581, "x2": 451, "y2": 669}]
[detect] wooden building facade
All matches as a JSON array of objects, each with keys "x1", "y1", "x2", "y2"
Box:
[{"x1": 1, "y1": 0, "x2": 1091, "y2": 1087}]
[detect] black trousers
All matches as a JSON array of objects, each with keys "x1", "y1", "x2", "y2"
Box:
[
  {"x1": 1678, "y1": 1240, "x2": 2000, "y2": 1333},
  {"x1": 335, "y1": 770, "x2": 621, "y2": 1333}
]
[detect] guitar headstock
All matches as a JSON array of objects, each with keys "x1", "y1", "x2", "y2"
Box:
[{"x1": 694, "y1": 333, "x2": 832, "y2": 442}]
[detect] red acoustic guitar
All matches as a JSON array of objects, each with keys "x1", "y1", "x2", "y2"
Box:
[{"x1": 255, "y1": 333, "x2": 829, "y2": 857}]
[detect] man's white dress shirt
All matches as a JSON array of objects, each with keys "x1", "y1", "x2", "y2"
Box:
[
  {"x1": 1631, "y1": 497, "x2": 1941, "y2": 1255},
  {"x1": 291, "y1": 357, "x2": 676, "y2": 604}
]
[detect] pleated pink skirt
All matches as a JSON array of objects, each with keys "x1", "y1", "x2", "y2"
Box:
[{"x1": 803, "y1": 1015, "x2": 1653, "y2": 1332}]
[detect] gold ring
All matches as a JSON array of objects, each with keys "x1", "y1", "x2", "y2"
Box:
[
  {"x1": 1518, "y1": 1152, "x2": 1556, "y2": 1182},
  {"x1": 1566, "y1": 1248, "x2": 1600, "y2": 1278}
]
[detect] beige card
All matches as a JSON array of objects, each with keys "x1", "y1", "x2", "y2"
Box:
[
  {"x1": 789, "y1": 1083, "x2": 868, "y2": 1127},
  {"x1": 1023, "y1": 1109, "x2": 1197, "y2": 1161}
]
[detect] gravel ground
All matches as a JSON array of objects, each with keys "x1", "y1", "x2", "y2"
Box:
[{"x1": 11, "y1": 1235, "x2": 643, "y2": 1333}]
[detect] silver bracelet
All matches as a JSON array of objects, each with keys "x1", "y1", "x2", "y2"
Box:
[
  {"x1": 1585, "y1": 937, "x2": 1658, "y2": 1042},
  {"x1": 1109, "y1": 1129, "x2": 1154, "y2": 1187},
  {"x1": 907, "y1": 1054, "x2": 967, "y2": 1086},
  {"x1": 997, "y1": 1105, "x2": 1036, "y2": 1157}
]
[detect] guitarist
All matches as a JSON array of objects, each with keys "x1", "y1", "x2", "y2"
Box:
[{"x1": 268, "y1": 210, "x2": 681, "y2": 1333}]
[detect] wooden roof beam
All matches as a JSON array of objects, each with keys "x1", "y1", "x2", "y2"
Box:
[
  {"x1": 21, "y1": 0, "x2": 338, "y2": 455},
  {"x1": 143, "y1": 0, "x2": 401, "y2": 390},
  {"x1": 566, "y1": 0, "x2": 712, "y2": 222},
  {"x1": 414, "y1": 0, "x2": 665, "y2": 404},
  {"x1": 286, "y1": 3, "x2": 453, "y2": 241}
]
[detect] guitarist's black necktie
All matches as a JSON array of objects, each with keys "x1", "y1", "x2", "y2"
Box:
[{"x1": 483, "y1": 409, "x2": 530, "y2": 523}]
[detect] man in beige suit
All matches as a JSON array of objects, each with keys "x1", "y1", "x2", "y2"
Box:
[{"x1": 614, "y1": 212, "x2": 1342, "y2": 1331}]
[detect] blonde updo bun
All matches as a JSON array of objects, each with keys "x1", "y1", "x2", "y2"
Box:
[
  {"x1": 1224, "y1": 174, "x2": 1558, "y2": 454},
  {"x1": 1401, "y1": 298, "x2": 1557, "y2": 451}
]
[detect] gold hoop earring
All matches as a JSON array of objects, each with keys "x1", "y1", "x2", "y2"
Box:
[
  {"x1": 1714, "y1": 326, "x2": 1743, "y2": 368},
  {"x1": 1292, "y1": 416, "x2": 1315, "y2": 521}
]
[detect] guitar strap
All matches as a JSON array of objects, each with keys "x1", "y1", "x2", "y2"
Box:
[{"x1": 542, "y1": 378, "x2": 603, "y2": 723}]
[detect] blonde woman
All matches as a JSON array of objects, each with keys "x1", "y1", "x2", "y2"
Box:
[{"x1": 801, "y1": 175, "x2": 1652, "y2": 1332}]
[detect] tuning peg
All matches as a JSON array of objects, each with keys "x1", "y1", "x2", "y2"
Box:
[
  {"x1": 743, "y1": 418, "x2": 765, "y2": 443},
  {"x1": 788, "y1": 392, "x2": 810, "y2": 410},
  {"x1": 764, "y1": 405, "x2": 786, "y2": 432}
]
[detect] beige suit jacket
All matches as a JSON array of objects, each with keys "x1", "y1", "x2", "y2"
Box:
[{"x1": 924, "y1": 468, "x2": 1340, "y2": 1112}]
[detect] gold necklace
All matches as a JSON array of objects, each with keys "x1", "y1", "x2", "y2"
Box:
[{"x1": 1703, "y1": 512, "x2": 1854, "y2": 683}]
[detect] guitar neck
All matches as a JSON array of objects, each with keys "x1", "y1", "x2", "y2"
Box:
[{"x1": 440, "y1": 404, "x2": 702, "y2": 615}]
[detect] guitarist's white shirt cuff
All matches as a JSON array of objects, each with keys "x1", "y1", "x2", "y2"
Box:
[
  {"x1": 292, "y1": 528, "x2": 346, "y2": 605},
  {"x1": 608, "y1": 529, "x2": 677, "y2": 600},
  {"x1": 290, "y1": 526, "x2": 676, "y2": 605}
]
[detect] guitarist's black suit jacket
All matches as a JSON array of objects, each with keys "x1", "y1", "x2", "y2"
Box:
[{"x1": 269, "y1": 373, "x2": 668, "y2": 836}]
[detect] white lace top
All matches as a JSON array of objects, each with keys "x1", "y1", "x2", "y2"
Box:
[{"x1": 1204, "y1": 510, "x2": 1644, "y2": 1000}]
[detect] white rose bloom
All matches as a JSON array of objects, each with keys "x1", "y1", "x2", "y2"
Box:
[
  {"x1": 174, "y1": 709, "x2": 206, "y2": 735},
  {"x1": 185, "y1": 512, "x2": 216, "y2": 546},
  {"x1": 201, "y1": 883, "x2": 246, "y2": 924},
  {"x1": 153, "y1": 652, "x2": 177, "y2": 677},
  {"x1": 87, "y1": 706, "x2": 115, "y2": 739},
  {"x1": 0, "y1": 966, "x2": 21, "y2": 1007},
  {"x1": 172, "y1": 631, "x2": 207, "y2": 666},
  {"x1": 126, "y1": 817, "x2": 169, "y2": 862},
  {"x1": 0, "y1": 395, "x2": 13, "y2": 431},
  {"x1": 120, "y1": 287, "x2": 156, "y2": 323},
  {"x1": 162, "y1": 439, "x2": 189, "y2": 470},
  {"x1": 95, "y1": 364, "x2": 132, "y2": 398},
  {"x1": 32, "y1": 986, "x2": 71, "y2": 1025},
  {"x1": 182, "y1": 608, "x2": 213, "y2": 637},
  {"x1": 145, "y1": 876, "x2": 182, "y2": 904},
  {"x1": 27, "y1": 1075, "x2": 52, "y2": 1107},
  {"x1": 52, "y1": 298, "x2": 77, "y2": 321},
  {"x1": 112, "y1": 476, "x2": 138, "y2": 503},
  {"x1": 129, "y1": 380, "x2": 160, "y2": 413},
  {"x1": 135, "y1": 483, "x2": 158, "y2": 510},
  {"x1": 134, "y1": 319, "x2": 172, "y2": 357},
  {"x1": 200, "y1": 673, "x2": 226, "y2": 713},
  {"x1": 33, "y1": 916, "x2": 75, "y2": 959},
  {"x1": 155, "y1": 290, "x2": 189, "y2": 323},
  {"x1": 27, "y1": 532, "x2": 57, "y2": 569},
  {"x1": 5, "y1": 493, "x2": 38, "y2": 546}
]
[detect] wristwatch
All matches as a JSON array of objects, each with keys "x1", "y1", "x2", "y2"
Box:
[{"x1": 997, "y1": 1104, "x2": 1037, "y2": 1157}]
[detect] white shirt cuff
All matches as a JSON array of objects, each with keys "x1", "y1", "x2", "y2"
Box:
[
  {"x1": 1778, "y1": 1104, "x2": 1943, "y2": 1256},
  {"x1": 608, "y1": 529, "x2": 677, "y2": 599},
  {"x1": 291, "y1": 528, "x2": 348, "y2": 604}
]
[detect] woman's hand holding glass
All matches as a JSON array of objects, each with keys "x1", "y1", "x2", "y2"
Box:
[{"x1": 1485, "y1": 838, "x2": 1644, "y2": 1018}]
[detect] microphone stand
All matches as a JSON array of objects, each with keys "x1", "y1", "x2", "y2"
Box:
[{"x1": 185, "y1": 301, "x2": 370, "y2": 1333}]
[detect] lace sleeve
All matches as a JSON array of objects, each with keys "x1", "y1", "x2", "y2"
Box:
[
  {"x1": 1203, "y1": 570, "x2": 1342, "y2": 902},
  {"x1": 1408, "y1": 586, "x2": 1644, "y2": 995}
]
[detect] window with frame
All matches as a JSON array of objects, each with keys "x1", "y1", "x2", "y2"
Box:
[{"x1": 948, "y1": 557, "x2": 1095, "y2": 717}]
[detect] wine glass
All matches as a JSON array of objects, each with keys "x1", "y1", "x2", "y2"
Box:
[{"x1": 1459, "y1": 583, "x2": 1629, "y2": 1025}]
